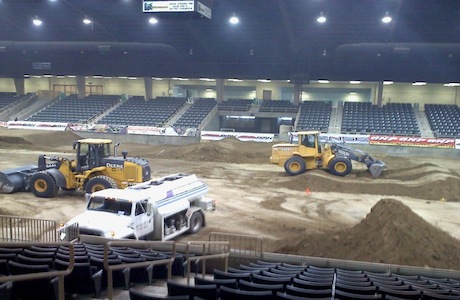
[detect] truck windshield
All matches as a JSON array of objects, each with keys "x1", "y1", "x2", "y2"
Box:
[{"x1": 87, "y1": 196, "x2": 132, "y2": 216}]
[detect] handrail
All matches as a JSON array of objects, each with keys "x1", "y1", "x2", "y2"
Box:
[
  {"x1": 183, "y1": 241, "x2": 230, "y2": 285},
  {"x1": 103, "y1": 240, "x2": 176, "y2": 300},
  {"x1": 209, "y1": 232, "x2": 263, "y2": 259},
  {"x1": 0, "y1": 241, "x2": 74, "y2": 300},
  {"x1": 0, "y1": 214, "x2": 58, "y2": 242}
]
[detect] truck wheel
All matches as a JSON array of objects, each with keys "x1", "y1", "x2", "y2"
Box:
[
  {"x1": 30, "y1": 171, "x2": 59, "y2": 198},
  {"x1": 328, "y1": 157, "x2": 352, "y2": 176},
  {"x1": 85, "y1": 175, "x2": 118, "y2": 194},
  {"x1": 188, "y1": 212, "x2": 203, "y2": 234},
  {"x1": 284, "y1": 156, "x2": 307, "y2": 176}
]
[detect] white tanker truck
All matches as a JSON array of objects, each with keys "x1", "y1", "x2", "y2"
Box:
[{"x1": 61, "y1": 173, "x2": 215, "y2": 241}]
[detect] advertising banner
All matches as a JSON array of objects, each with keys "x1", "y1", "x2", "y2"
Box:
[
  {"x1": 69, "y1": 123, "x2": 127, "y2": 134},
  {"x1": 369, "y1": 135, "x2": 456, "y2": 148},
  {"x1": 7, "y1": 121, "x2": 68, "y2": 131},
  {"x1": 288, "y1": 132, "x2": 369, "y2": 144},
  {"x1": 456, "y1": 139, "x2": 460, "y2": 150},
  {"x1": 0, "y1": 122, "x2": 7, "y2": 127},
  {"x1": 128, "y1": 126, "x2": 197, "y2": 136},
  {"x1": 201, "y1": 131, "x2": 274, "y2": 142}
]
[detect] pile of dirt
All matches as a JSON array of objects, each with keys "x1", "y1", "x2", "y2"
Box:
[
  {"x1": 151, "y1": 137, "x2": 274, "y2": 164},
  {"x1": 276, "y1": 198, "x2": 460, "y2": 270},
  {"x1": 276, "y1": 167, "x2": 460, "y2": 201},
  {"x1": 0, "y1": 128, "x2": 80, "y2": 151}
]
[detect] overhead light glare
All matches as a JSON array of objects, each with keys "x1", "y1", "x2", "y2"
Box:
[
  {"x1": 83, "y1": 17, "x2": 92, "y2": 25},
  {"x1": 383, "y1": 81, "x2": 394, "y2": 85},
  {"x1": 257, "y1": 79, "x2": 271, "y2": 83},
  {"x1": 43, "y1": 74, "x2": 53, "y2": 78},
  {"x1": 317, "y1": 12, "x2": 327, "y2": 23},
  {"x1": 118, "y1": 76, "x2": 128, "y2": 79},
  {"x1": 229, "y1": 14, "x2": 239, "y2": 24},
  {"x1": 67, "y1": 75, "x2": 76, "y2": 78},
  {"x1": 152, "y1": 77, "x2": 163, "y2": 80},
  {"x1": 128, "y1": 77, "x2": 137, "y2": 80},
  {"x1": 444, "y1": 82, "x2": 460, "y2": 87},
  {"x1": 382, "y1": 12, "x2": 392, "y2": 24},
  {"x1": 318, "y1": 80, "x2": 329, "y2": 84},
  {"x1": 32, "y1": 17, "x2": 42, "y2": 26},
  {"x1": 200, "y1": 78, "x2": 215, "y2": 82},
  {"x1": 412, "y1": 82, "x2": 426, "y2": 86},
  {"x1": 349, "y1": 92, "x2": 357, "y2": 95},
  {"x1": 228, "y1": 78, "x2": 242, "y2": 82},
  {"x1": 149, "y1": 17, "x2": 158, "y2": 24},
  {"x1": 93, "y1": 75, "x2": 103, "y2": 78},
  {"x1": 350, "y1": 80, "x2": 361, "y2": 84}
]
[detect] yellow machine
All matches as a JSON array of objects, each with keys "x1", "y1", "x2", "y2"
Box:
[
  {"x1": 0, "y1": 138, "x2": 151, "y2": 198},
  {"x1": 270, "y1": 131, "x2": 385, "y2": 177}
]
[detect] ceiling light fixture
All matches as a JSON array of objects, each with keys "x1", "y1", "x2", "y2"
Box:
[
  {"x1": 350, "y1": 80, "x2": 361, "y2": 84},
  {"x1": 83, "y1": 17, "x2": 92, "y2": 25},
  {"x1": 318, "y1": 80, "x2": 329, "y2": 84},
  {"x1": 317, "y1": 12, "x2": 327, "y2": 23},
  {"x1": 148, "y1": 17, "x2": 158, "y2": 24},
  {"x1": 229, "y1": 13, "x2": 239, "y2": 25},
  {"x1": 412, "y1": 81, "x2": 426, "y2": 86},
  {"x1": 383, "y1": 81, "x2": 394, "y2": 85},
  {"x1": 32, "y1": 17, "x2": 42, "y2": 26},
  {"x1": 381, "y1": 12, "x2": 392, "y2": 24}
]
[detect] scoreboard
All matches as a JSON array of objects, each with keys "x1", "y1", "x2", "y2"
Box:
[{"x1": 143, "y1": 0, "x2": 212, "y2": 19}]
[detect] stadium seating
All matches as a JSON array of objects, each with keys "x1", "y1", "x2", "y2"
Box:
[
  {"x1": 341, "y1": 102, "x2": 421, "y2": 135},
  {"x1": 259, "y1": 100, "x2": 299, "y2": 113},
  {"x1": 100, "y1": 96, "x2": 186, "y2": 126},
  {"x1": 296, "y1": 101, "x2": 332, "y2": 132},
  {"x1": 173, "y1": 98, "x2": 217, "y2": 128},
  {"x1": 217, "y1": 98, "x2": 253, "y2": 111},
  {"x1": 27, "y1": 94, "x2": 120, "y2": 123},
  {"x1": 424, "y1": 104, "x2": 460, "y2": 138}
]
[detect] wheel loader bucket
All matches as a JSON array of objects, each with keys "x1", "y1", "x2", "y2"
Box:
[
  {"x1": 368, "y1": 161, "x2": 385, "y2": 178},
  {"x1": 0, "y1": 165, "x2": 37, "y2": 194}
]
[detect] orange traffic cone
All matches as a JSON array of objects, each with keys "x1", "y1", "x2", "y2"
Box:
[{"x1": 305, "y1": 188, "x2": 311, "y2": 195}]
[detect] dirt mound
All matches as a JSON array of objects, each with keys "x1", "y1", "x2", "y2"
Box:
[
  {"x1": 277, "y1": 170, "x2": 460, "y2": 201},
  {"x1": 152, "y1": 137, "x2": 273, "y2": 164},
  {"x1": 276, "y1": 198, "x2": 460, "y2": 269},
  {"x1": 0, "y1": 128, "x2": 80, "y2": 151},
  {"x1": 0, "y1": 136, "x2": 33, "y2": 148}
]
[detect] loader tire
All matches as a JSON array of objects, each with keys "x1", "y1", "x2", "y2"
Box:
[
  {"x1": 85, "y1": 175, "x2": 118, "y2": 194},
  {"x1": 328, "y1": 157, "x2": 352, "y2": 176},
  {"x1": 188, "y1": 212, "x2": 203, "y2": 234},
  {"x1": 30, "y1": 171, "x2": 59, "y2": 198},
  {"x1": 284, "y1": 156, "x2": 307, "y2": 176}
]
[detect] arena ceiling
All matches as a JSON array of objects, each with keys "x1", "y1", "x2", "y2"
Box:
[{"x1": 0, "y1": 0, "x2": 459, "y2": 83}]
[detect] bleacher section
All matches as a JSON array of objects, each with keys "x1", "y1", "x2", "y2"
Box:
[
  {"x1": 130, "y1": 261, "x2": 460, "y2": 299},
  {"x1": 425, "y1": 104, "x2": 460, "y2": 138},
  {"x1": 99, "y1": 96, "x2": 186, "y2": 127},
  {"x1": 341, "y1": 102, "x2": 421, "y2": 136},
  {"x1": 296, "y1": 101, "x2": 332, "y2": 132},
  {"x1": 218, "y1": 98, "x2": 253, "y2": 112},
  {"x1": 0, "y1": 92, "x2": 19, "y2": 110},
  {"x1": 26, "y1": 94, "x2": 120, "y2": 123},
  {"x1": 3, "y1": 241, "x2": 460, "y2": 299},
  {"x1": 173, "y1": 98, "x2": 217, "y2": 128},
  {"x1": 259, "y1": 100, "x2": 299, "y2": 113}
]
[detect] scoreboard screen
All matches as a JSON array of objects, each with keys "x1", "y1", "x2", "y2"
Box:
[{"x1": 143, "y1": 0, "x2": 212, "y2": 19}]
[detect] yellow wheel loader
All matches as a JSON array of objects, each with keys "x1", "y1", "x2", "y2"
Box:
[
  {"x1": 270, "y1": 131, "x2": 385, "y2": 177},
  {"x1": 0, "y1": 138, "x2": 151, "y2": 198}
]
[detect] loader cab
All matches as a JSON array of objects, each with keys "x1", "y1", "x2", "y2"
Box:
[
  {"x1": 73, "y1": 139, "x2": 112, "y2": 172},
  {"x1": 297, "y1": 131, "x2": 322, "y2": 157}
]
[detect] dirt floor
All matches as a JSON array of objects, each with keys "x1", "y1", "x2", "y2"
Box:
[{"x1": 1, "y1": 128, "x2": 460, "y2": 270}]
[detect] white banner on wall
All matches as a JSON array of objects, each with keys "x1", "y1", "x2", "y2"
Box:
[
  {"x1": 456, "y1": 139, "x2": 460, "y2": 150},
  {"x1": 0, "y1": 122, "x2": 7, "y2": 127},
  {"x1": 288, "y1": 132, "x2": 369, "y2": 144},
  {"x1": 7, "y1": 121, "x2": 68, "y2": 131},
  {"x1": 201, "y1": 131, "x2": 274, "y2": 142}
]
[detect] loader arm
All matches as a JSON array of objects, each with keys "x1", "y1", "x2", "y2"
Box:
[{"x1": 328, "y1": 142, "x2": 386, "y2": 177}]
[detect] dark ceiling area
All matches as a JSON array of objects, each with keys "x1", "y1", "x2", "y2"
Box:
[{"x1": 0, "y1": 0, "x2": 459, "y2": 83}]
